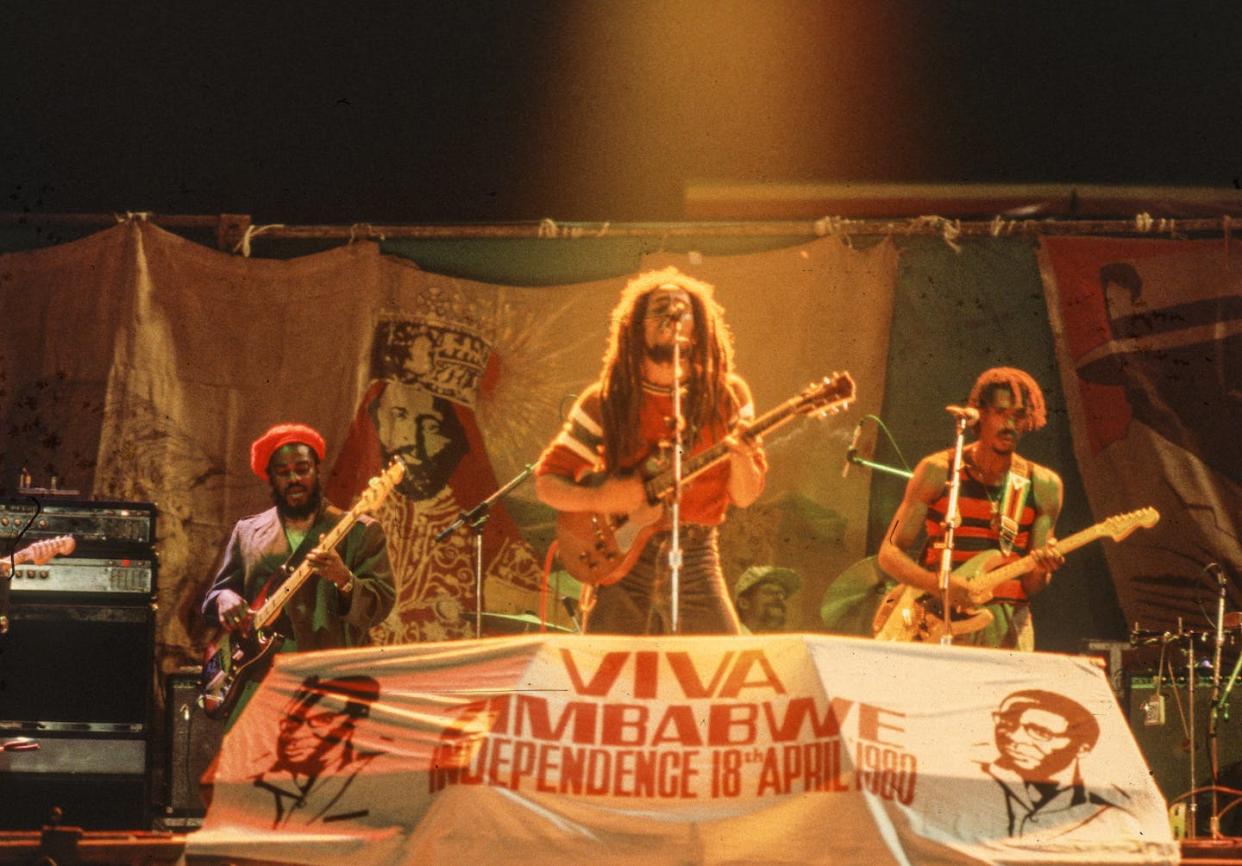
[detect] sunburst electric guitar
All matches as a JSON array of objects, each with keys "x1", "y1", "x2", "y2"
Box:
[
  {"x1": 871, "y1": 506, "x2": 1160, "y2": 643},
  {"x1": 199, "y1": 461, "x2": 404, "y2": 719},
  {"x1": 556, "y1": 372, "x2": 856, "y2": 587}
]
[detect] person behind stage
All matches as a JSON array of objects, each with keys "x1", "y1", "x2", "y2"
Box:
[
  {"x1": 877, "y1": 367, "x2": 1065, "y2": 649},
  {"x1": 733, "y1": 565, "x2": 802, "y2": 634},
  {"x1": 203, "y1": 422, "x2": 395, "y2": 661},
  {"x1": 534, "y1": 267, "x2": 767, "y2": 635}
]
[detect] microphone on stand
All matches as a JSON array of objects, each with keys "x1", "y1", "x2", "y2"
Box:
[
  {"x1": 945, "y1": 404, "x2": 980, "y2": 423},
  {"x1": 1205, "y1": 562, "x2": 1225, "y2": 583},
  {"x1": 841, "y1": 421, "x2": 864, "y2": 478}
]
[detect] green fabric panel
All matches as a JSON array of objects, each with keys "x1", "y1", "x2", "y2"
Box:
[
  {"x1": 870, "y1": 236, "x2": 1126, "y2": 652},
  {"x1": 379, "y1": 231, "x2": 815, "y2": 286}
]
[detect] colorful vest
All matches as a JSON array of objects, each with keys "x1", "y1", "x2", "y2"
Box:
[{"x1": 920, "y1": 459, "x2": 1036, "y2": 602}]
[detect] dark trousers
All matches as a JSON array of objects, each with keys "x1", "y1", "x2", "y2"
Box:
[{"x1": 584, "y1": 524, "x2": 741, "y2": 635}]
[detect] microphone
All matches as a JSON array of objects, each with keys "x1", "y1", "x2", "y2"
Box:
[
  {"x1": 945, "y1": 404, "x2": 980, "y2": 423},
  {"x1": 1205, "y1": 562, "x2": 1225, "y2": 584},
  {"x1": 841, "y1": 421, "x2": 863, "y2": 478}
]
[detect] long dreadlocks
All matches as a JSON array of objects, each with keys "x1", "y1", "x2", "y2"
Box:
[{"x1": 599, "y1": 267, "x2": 736, "y2": 472}]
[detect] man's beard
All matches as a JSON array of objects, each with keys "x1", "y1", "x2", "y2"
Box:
[
  {"x1": 273, "y1": 480, "x2": 323, "y2": 519},
  {"x1": 646, "y1": 344, "x2": 676, "y2": 364}
]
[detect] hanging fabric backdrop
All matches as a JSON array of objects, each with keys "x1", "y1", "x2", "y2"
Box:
[
  {"x1": 0, "y1": 220, "x2": 896, "y2": 675},
  {"x1": 1039, "y1": 236, "x2": 1242, "y2": 633}
]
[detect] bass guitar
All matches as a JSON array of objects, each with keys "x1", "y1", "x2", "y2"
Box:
[
  {"x1": 556, "y1": 372, "x2": 855, "y2": 586},
  {"x1": 871, "y1": 506, "x2": 1160, "y2": 643},
  {"x1": 199, "y1": 460, "x2": 404, "y2": 719}
]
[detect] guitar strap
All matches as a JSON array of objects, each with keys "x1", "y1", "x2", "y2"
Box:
[
  {"x1": 253, "y1": 508, "x2": 342, "y2": 609},
  {"x1": 996, "y1": 456, "x2": 1031, "y2": 556}
]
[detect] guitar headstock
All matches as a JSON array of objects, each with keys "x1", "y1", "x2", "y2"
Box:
[
  {"x1": 357, "y1": 460, "x2": 406, "y2": 513},
  {"x1": 17, "y1": 534, "x2": 76, "y2": 566},
  {"x1": 1102, "y1": 507, "x2": 1160, "y2": 542},
  {"x1": 799, "y1": 371, "x2": 856, "y2": 417}
]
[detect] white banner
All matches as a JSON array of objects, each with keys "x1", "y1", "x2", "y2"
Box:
[{"x1": 190, "y1": 635, "x2": 1174, "y2": 865}]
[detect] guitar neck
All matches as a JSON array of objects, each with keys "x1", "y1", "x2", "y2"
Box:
[
  {"x1": 644, "y1": 396, "x2": 807, "y2": 501},
  {"x1": 974, "y1": 520, "x2": 1111, "y2": 593},
  {"x1": 254, "y1": 511, "x2": 362, "y2": 628}
]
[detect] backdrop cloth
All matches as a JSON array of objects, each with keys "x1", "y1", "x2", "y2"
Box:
[
  {"x1": 189, "y1": 634, "x2": 1175, "y2": 866},
  {"x1": 1039, "y1": 237, "x2": 1242, "y2": 635},
  {"x1": 0, "y1": 221, "x2": 896, "y2": 673}
]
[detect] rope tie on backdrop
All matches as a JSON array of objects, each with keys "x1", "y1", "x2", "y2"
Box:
[
  {"x1": 1134, "y1": 212, "x2": 1154, "y2": 232},
  {"x1": 113, "y1": 211, "x2": 152, "y2": 223},
  {"x1": 536, "y1": 218, "x2": 611, "y2": 240},
  {"x1": 989, "y1": 216, "x2": 1018, "y2": 237},
  {"x1": 813, "y1": 215, "x2": 857, "y2": 246},
  {"x1": 347, "y1": 223, "x2": 385, "y2": 244},
  {"x1": 1134, "y1": 211, "x2": 1180, "y2": 237},
  {"x1": 911, "y1": 215, "x2": 963, "y2": 253},
  {"x1": 233, "y1": 223, "x2": 285, "y2": 257}
]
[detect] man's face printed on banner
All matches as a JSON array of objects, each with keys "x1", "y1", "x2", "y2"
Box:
[
  {"x1": 992, "y1": 696, "x2": 1092, "y2": 782},
  {"x1": 371, "y1": 381, "x2": 468, "y2": 500},
  {"x1": 273, "y1": 676, "x2": 378, "y2": 778}
]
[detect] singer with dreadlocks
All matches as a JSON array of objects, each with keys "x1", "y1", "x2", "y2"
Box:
[
  {"x1": 877, "y1": 367, "x2": 1065, "y2": 649},
  {"x1": 534, "y1": 268, "x2": 767, "y2": 634}
]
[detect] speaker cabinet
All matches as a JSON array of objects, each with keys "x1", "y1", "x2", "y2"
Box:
[
  {"x1": 163, "y1": 672, "x2": 225, "y2": 818},
  {"x1": 1126, "y1": 676, "x2": 1242, "y2": 802},
  {"x1": 0, "y1": 599, "x2": 154, "y2": 829}
]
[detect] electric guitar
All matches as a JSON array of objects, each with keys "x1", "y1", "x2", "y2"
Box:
[
  {"x1": 556, "y1": 372, "x2": 855, "y2": 586},
  {"x1": 871, "y1": 506, "x2": 1160, "y2": 643},
  {"x1": 0, "y1": 534, "x2": 76, "y2": 633},
  {"x1": 199, "y1": 461, "x2": 404, "y2": 719},
  {"x1": 1, "y1": 534, "x2": 77, "y2": 576}
]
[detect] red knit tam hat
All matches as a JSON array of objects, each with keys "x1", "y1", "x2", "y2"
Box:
[{"x1": 250, "y1": 423, "x2": 327, "y2": 480}]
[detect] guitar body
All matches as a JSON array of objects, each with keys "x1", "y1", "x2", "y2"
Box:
[
  {"x1": 552, "y1": 372, "x2": 857, "y2": 587},
  {"x1": 871, "y1": 550, "x2": 1003, "y2": 643},
  {"x1": 555, "y1": 502, "x2": 664, "y2": 586},
  {"x1": 199, "y1": 624, "x2": 285, "y2": 719},
  {"x1": 196, "y1": 460, "x2": 406, "y2": 717}
]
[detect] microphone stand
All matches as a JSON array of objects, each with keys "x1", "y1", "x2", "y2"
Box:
[
  {"x1": 1207, "y1": 564, "x2": 1230, "y2": 838},
  {"x1": 935, "y1": 416, "x2": 972, "y2": 646},
  {"x1": 434, "y1": 463, "x2": 535, "y2": 638},
  {"x1": 667, "y1": 317, "x2": 686, "y2": 634}
]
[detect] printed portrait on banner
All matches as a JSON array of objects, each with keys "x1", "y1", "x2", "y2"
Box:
[
  {"x1": 251, "y1": 675, "x2": 383, "y2": 828},
  {"x1": 326, "y1": 304, "x2": 544, "y2": 643}
]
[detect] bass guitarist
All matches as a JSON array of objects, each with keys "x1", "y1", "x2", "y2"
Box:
[
  {"x1": 534, "y1": 268, "x2": 767, "y2": 635},
  {"x1": 877, "y1": 368, "x2": 1065, "y2": 649},
  {"x1": 202, "y1": 423, "x2": 395, "y2": 720}
]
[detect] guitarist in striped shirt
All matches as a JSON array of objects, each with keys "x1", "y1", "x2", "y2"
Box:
[
  {"x1": 877, "y1": 368, "x2": 1065, "y2": 649},
  {"x1": 534, "y1": 268, "x2": 767, "y2": 635}
]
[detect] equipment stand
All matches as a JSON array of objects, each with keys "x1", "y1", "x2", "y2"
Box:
[
  {"x1": 935, "y1": 416, "x2": 972, "y2": 645},
  {"x1": 434, "y1": 463, "x2": 535, "y2": 638}
]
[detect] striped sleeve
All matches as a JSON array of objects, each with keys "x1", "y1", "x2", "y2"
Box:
[{"x1": 535, "y1": 385, "x2": 605, "y2": 479}]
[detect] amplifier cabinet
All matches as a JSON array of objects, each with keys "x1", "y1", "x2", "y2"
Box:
[
  {"x1": 1126, "y1": 676, "x2": 1242, "y2": 802},
  {"x1": 163, "y1": 673, "x2": 226, "y2": 818},
  {"x1": 0, "y1": 600, "x2": 154, "y2": 727}
]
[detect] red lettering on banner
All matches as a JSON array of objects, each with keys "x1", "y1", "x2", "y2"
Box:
[
  {"x1": 665, "y1": 651, "x2": 736, "y2": 697},
  {"x1": 858, "y1": 703, "x2": 906, "y2": 747},
  {"x1": 763, "y1": 696, "x2": 853, "y2": 741},
  {"x1": 634, "y1": 652, "x2": 658, "y2": 699},
  {"x1": 561, "y1": 649, "x2": 630, "y2": 695},
  {"x1": 601, "y1": 703, "x2": 649, "y2": 746},
  {"x1": 651, "y1": 705, "x2": 703, "y2": 747},
  {"x1": 718, "y1": 650, "x2": 786, "y2": 698},
  {"x1": 708, "y1": 703, "x2": 758, "y2": 745},
  {"x1": 515, "y1": 695, "x2": 597, "y2": 743}
]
